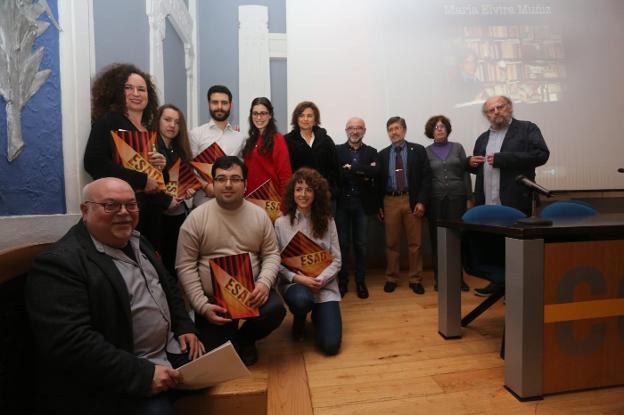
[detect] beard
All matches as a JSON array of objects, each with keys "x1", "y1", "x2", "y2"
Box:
[
  {"x1": 491, "y1": 114, "x2": 512, "y2": 130},
  {"x1": 210, "y1": 108, "x2": 230, "y2": 122}
]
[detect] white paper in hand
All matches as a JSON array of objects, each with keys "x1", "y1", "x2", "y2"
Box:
[{"x1": 176, "y1": 341, "x2": 250, "y2": 389}]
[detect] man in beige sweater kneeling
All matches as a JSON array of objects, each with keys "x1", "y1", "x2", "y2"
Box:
[{"x1": 176, "y1": 156, "x2": 285, "y2": 366}]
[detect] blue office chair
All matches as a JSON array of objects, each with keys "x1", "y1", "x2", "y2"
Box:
[
  {"x1": 539, "y1": 200, "x2": 597, "y2": 219},
  {"x1": 463, "y1": 204, "x2": 528, "y2": 222},
  {"x1": 460, "y1": 205, "x2": 526, "y2": 358}
]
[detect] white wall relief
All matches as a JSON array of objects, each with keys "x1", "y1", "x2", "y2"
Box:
[
  {"x1": 0, "y1": 0, "x2": 61, "y2": 161},
  {"x1": 146, "y1": 0, "x2": 196, "y2": 126}
]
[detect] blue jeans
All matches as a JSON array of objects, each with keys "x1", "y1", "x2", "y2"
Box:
[
  {"x1": 283, "y1": 284, "x2": 342, "y2": 355},
  {"x1": 335, "y1": 195, "x2": 368, "y2": 284}
]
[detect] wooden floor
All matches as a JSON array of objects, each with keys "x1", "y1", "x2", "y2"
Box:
[{"x1": 255, "y1": 270, "x2": 624, "y2": 415}]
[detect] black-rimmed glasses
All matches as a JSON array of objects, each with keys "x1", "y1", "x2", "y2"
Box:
[
  {"x1": 84, "y1": 200, "x2": 139, "y2": 213},
  {"x1": 213, "y1": 176, "x2": 245, "y2": 184}
]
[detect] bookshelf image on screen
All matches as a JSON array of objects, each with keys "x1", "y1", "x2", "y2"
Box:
[{"x1": 447, "y1": 25, "x2": 567, "y2": 106}]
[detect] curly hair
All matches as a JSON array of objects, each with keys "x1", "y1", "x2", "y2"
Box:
[
  {"x1": 281, "y1": 168, "x2": 331, "y2": 239},
  {"x1": 424, "y1": 115, "x2": 452, "y2": 139},
  {"x1": 90, "y1": 63, "x2": 159, "y2": 127},
  {"x1": 290, "y1": 101, "x2": 320, "y2": 130},
  {"x1": 242, "y1": 97, "x2": 278, "y2": 159},
  {"x1": 154, "y1": 104, "x2": 192, "y2": 162}
]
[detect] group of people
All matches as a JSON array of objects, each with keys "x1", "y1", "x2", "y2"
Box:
[{"x1": 25, "y1": 62, "x2": 549, "y2": 414}]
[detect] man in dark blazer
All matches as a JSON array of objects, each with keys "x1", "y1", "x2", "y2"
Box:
[
  {"x1": 468, "y1": 95, "x2": 550, "y2": 215},
  {"x1": 378, "y1": 116, "x2": 432, "y2": 295},
  {"x1": 26, "y1": 178, "x2": 204, "y2": 415},
  {"x1": 335, "y1": 117, "x2": 379, "y2": 299},
  {"x1": 467, "y1": 95, "x2": 549, "y2": 296}
]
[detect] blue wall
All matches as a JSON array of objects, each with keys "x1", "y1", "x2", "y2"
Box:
[
  {"x1": 0, "y1": 0, "x2": 64, "y2": 216},
  {"x1": 197, "y1": 0, "x2": 287, "y2": 131},
  {"x1": 164, "y1": 19, "x2": 188, "y2": 116},
  {"x1": 93, "y1": 0, "x2": 150, "y2": 72}
]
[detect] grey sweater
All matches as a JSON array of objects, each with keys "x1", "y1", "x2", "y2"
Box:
[{"x1": 426, "y1": 142, "x2": 472, "y2": 200}]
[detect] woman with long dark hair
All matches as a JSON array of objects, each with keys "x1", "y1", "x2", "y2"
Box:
[
  {"x1": 274, "y1": 168, "x2": 342, "y2": 355},
  {"x1": 242, "y1": 97, "x2": 292, "y2": 195},
  {"x1": 154, "y1": 104, "x2": 195, "y2": 276}
]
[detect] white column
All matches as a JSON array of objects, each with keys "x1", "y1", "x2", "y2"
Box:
[
  {"x1": 59, "y1": 0, "x2": 93, "y2": 214},
  {"x1": 238, "y1": 5, "x2": 272, "y2": 133},
  {"x1": 146, "y1": 0, "x2": 166, "y2": 104}
]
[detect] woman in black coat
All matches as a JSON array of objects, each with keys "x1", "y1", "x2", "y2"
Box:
[
  {"x1": 284, "y1": 101, "x2": 340, "y2": 200},
  {"x1": 83, "y1": 63, "x2": 173, "y2": 252}
]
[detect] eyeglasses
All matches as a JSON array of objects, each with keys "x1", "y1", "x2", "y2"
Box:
[
  {"x1": 213, "y1": 175, "x2": 245, "y2": 184},
  {"x1": 252, "y1": 111, "x2": 270, "y2": 118},
  {"x1": 346, "y1": 126, "x2": 365, "y2": 131},
  {"x1": 434, "y1": 124, "x2": 446, "y2": 130},
  {"x1": 85, "y1": 200, "x2": 139, "y2": 213}
]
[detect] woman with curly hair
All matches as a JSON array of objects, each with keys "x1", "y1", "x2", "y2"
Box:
[
  {"x1": 84, "y1": 63, "x2": 171, "y2": 249},
  {"x1": 274, "y1": 168, "x2": 342, "y2": 355},
  {"x1": 242, "y1": 97, "x2": 291, "y2": 195}
]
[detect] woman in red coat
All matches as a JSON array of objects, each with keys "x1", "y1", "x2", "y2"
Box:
[{"x1": 242, "y1": 97, "x2": 292, "y2": 196}]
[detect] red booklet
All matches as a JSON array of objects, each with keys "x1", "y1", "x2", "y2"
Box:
[
  {"x1": 209, "y1": 253, "x2": 259, "y2": 319},
  {"x1": 111, "y1": 130, "x2": 165, "y2": 190},
  {"x1": 190, "y1": 142, "x2": 226, "y2": 184},
  {"x1": 165, "y1": 159, "x2": 203, "y2": 199},
  {"x1": 280, "y1": 231, "x2": 334, "y2": 278},
  {"x1": 245, "y1": 179, "x2": 281, "y2": 223}
]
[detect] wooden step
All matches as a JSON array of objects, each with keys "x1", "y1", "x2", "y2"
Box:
[
  {"x1": 175, "y1": 357, "x2": 268, "y2": 415},
  {"x1": 175, "y1": 318, "x2": 314, "y2": 415}
]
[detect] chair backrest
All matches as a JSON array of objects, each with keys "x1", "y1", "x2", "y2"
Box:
[
  {"x1": 539, "y1": 200, "x2": 598, "y2": 219},
  {"x1": 0, "y1": 243, "x2": 50, "y2": 415},
  {"x1": 461, "y1": 205, "x2": 526, "y2": 282}
]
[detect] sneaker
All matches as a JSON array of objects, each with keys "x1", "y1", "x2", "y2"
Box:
[
  {"x1": 291, "y1": 316, "x2": 306, "y2": 342},
  {"x1": 383, "y1": 281, "x2": 397, "y2": 293},
  {"x1": 474, "y1": 282, "x2": 502, "y2": 297},
  {"x1": 409, "y1": 282, "x2": 425, "y2": 295}
]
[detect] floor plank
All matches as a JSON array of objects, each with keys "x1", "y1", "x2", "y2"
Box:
[{"x1": 289, "y1": 270, "x2": 624, "y2": 414}]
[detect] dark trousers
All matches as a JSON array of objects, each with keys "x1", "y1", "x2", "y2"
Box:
[
  {"x1": 161, "y1": 213, "x2": 186, "y2": 278},
  {"x1": 119, "y1": 352, "x2": 194, "y2": 415},
  {"x1": 283, "y1": 284, "x2": 342, "y2": 355},
  {"x1": 335, "y1": 195, "x2": 368, "y2": 284},
  {"x1": 428, "y1": 195, "x2": 467, "y2": 283},
  {"x1": 195, "y1": 289, "x2": 286, "y2": 351}
]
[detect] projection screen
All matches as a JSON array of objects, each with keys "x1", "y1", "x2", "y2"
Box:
[{"x1": 287, "y1": 0, "x2": 624, "y2": 190}]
